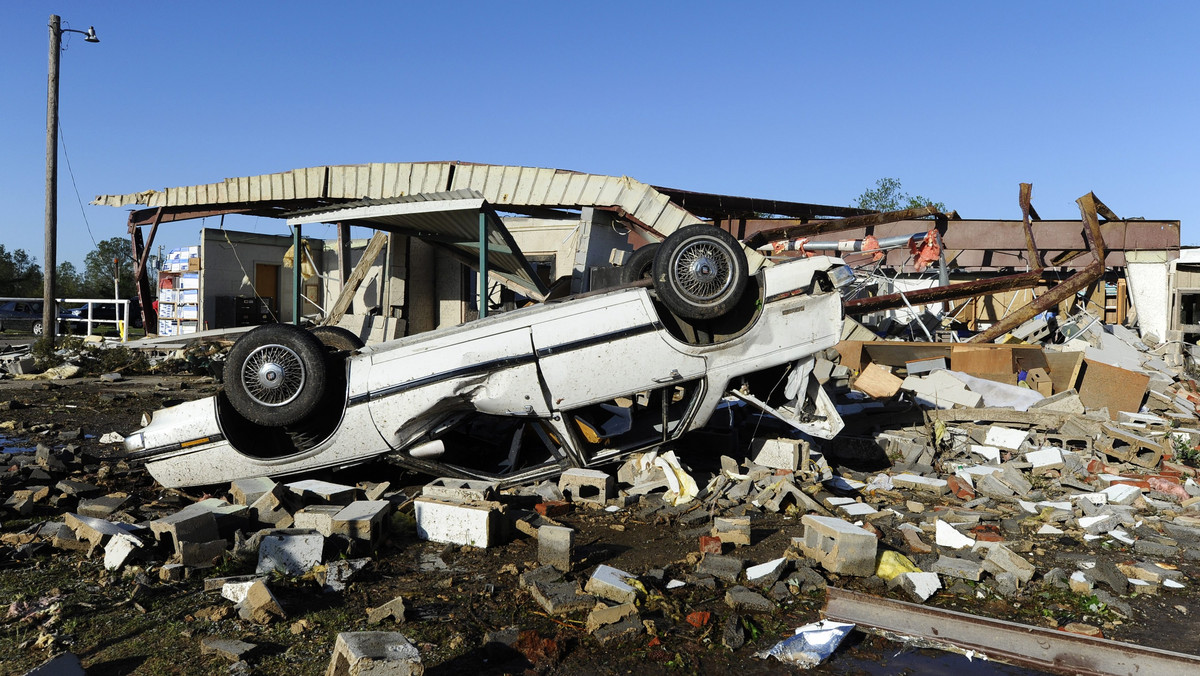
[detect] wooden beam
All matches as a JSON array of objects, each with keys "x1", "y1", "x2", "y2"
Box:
[{"x1": 321, "y1": 231, "x2": 388, "y2": 327}]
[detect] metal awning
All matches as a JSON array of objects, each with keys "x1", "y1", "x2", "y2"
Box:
[{"x1": 285, "y1": 189, "x2": 550, "y2": 300}]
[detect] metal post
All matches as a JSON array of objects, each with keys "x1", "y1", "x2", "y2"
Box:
[
  {"x1": 478, "y1": 211, "x2": 488, "y2": 319},
  {"x1": 43, "y1": 15, "x2": 61, "y2": 345},
  {"x1": 292, "y1": 224, "x2": 301, "y2": 325}
]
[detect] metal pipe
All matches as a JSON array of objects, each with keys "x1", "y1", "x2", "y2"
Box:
[
  {"x1": 292, "y1": 224, "x2": 301, "y2": 325},
  {"x1": 799, "y1": 232, "x2": 924, "y2": 252},
  {"x1": 478, "y1": 211, "x2": 488, "y2": 319},
  {"x1": 823, "y1": 586, "x2": 1200, "y2": 676}
]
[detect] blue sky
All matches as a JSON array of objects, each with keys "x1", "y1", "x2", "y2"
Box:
[{"x1": 3, "y1": 1, "x2": 1198, "y2": 270}]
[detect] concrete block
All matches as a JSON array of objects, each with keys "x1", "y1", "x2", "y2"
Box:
[
  {"x1": 902, "y1": 371, "x2": 983, "y2": 409},
  {"x1": 745, "y1": 557, "x2": 787, "y2": 586},
  {"x1": 230, "y1": 477, "x2": 276, "y2": 506},
  {"x1": 326, "y1": 631, "x2": 423, "y2": 676},
  {"x1": 294, "y1": 505, "x2": 344, "y2": 536},
  {"x1": 799, "y1": 515, "x2": 877, "y2": 577},
  {"x1": 749, "y1": 437, "x2": 804, "y2": 470},
  {"x1": 1100, "y1": 424, "x2": 1165, "y2": 469},
  {"x1": 996, "y1": 465, "x2": 1032, "y2": 497},
  {"x1": 333, "y1": 500, "x2": 392, "y2": 543},
  {"x1": 558, "y1": 468, "x2": 614, "y2": 505},
  {"x1": 892, "y1": 473, "x2": 948, "y2": 495},
  {"x1": 969, "y1": 444, "x2": 1002, "y2": 464},
  {"x1": 367, "y1": 596, "x2": 406, "y2": 625},
  {"x1": 257, "y1": 531, "x2": 324, "y2": 575},
  {"x1": 982, "y1": 545, "x2": 1035, "y2": 584},
  {"x1": 179, "y1": 539, "x2": 227, "y2": 567},
  {"x1": 286, "y1": 479, "x2": 358, "y2": 505},
  {"x1": 238, "y1": 579, "x2": 286, "y2": 623},
  {"x1": 421, "y1": 477, "x2": 497, "y2": 503},
  {"x1": 975, "y1": 473, "x2": 1016, "y2": 500},
  {"x1": 413, "y1": 497, "x2": 504, "y2": 548},
  {"x1": 321, "y1": 558, "x2": 370, "y2": 593},
  {"x1": 984, "y1": 426, "x2": 1029, "y2": 451},
  {"x1": 712, "y1": 516, "x2": 751, "y2": 546},
  {"x1": 1068, "y1": 571, "x2": 1093, "y2": 593},
  {"x1": 930, "y1": 555, "x2": 983, "y2": 581},
  {"x1": 64, "y1": 512, "x2": 141, "y2": 550},
  {"x1": 538, "y1": 525, "x2": 573, "y2": 572},
  {"x1": 696, "y1": 553, "x2": 744, "y2": 582},
  {"x1": 1102, "y1": 484, "x2": 1143, "y2": 506},
  {"x1": 201, "y1": 637, "x2": 256, "y2": 661},
  {"x1": 586, "y1": 602, "x2": 637, "y2": 634},
  {"x1": 530, "y1": 581, "x2": 594, "y2": 615},
  {"x1": 250, "y1": 485, "x2": 297, "y2": 528},
  {"x1": 934, "y1": 520, "x2": 976, "y2": 550},
  {"x1": 893, "y1": 572, "x2": 941, "y2": 601},
  {"x1": 150, "y1": 508, "x2": 219, "y2": 554},
  {"x1": 103, "y1": 533, "x2": 142, "y2": 571},
  {"x1": 585, "y1": 564, "x2": 638, "y2": 604},
  {"x1": 77, "y1": 493, "x2": 129, "y2": 518},
  {"x1": 724, "y1": 585, "x2": 774, "y2": 613},
  {"x1": 1026, "y1": 447, "x2": 1065, "y2": 473},
  {"x1": 358, "y1": 481, "x2": 391, "y2": 501}
]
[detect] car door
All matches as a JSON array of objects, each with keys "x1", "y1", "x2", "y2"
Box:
[{"x1": 530, "y1": 291, "x2": 706, "y2": 409}]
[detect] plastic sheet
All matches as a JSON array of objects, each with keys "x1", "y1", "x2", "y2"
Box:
[{"x1": 754, "y1": 619, "x2": 855, "y2": 667}]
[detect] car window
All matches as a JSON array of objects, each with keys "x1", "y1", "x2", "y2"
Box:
[{"x1": 563, "y1": 379, "x2": 704, "y2": 458}]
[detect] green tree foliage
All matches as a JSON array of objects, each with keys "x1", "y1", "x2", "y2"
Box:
[
  {"x1": 82, "y1": 237, "x2": 137, "y2": 299},
  {"x1": 0, "y1": 245, "x2": 42, "y2": 297},
  {"x1": 57, "y1": 261, "x2": 84, "y2": 299},
  {"x1": 855, "y1": 177, "x2": 946, "y2": 213}
]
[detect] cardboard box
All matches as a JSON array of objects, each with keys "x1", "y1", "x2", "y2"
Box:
[
  {"x1": 1025, "y1": 368, "x2": 1053, "y2": 396},
  {"x1": 179, "y1": 306, "x2": 199, "y2": 320},
  {"x1": 159, "y1": 302, "x2": 175, "y2": 318},
  {"x1": 180, "y1": 273, "x2": 200, "y2": 290}
]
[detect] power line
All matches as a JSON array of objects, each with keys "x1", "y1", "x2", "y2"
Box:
[{"x1": 56, "y1": 120, "x2": 97, "y2": 249}]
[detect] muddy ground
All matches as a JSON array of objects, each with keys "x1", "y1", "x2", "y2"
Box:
[{"x1": 2, "y1": 374, "x2": 1199, "y2": 675}]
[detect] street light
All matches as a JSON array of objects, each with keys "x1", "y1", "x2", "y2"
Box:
[{"x1": 44, "y1": 14, "x2": 99, "y2": 346}]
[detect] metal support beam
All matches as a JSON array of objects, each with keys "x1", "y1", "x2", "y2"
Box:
[
  {"x1": 292, "y1": 224, "x2": 301, "y2": 325},
  {"x1": 968, "y1": 192, "x2": 1108, "y2": 343},
  {"x1": 823, "y1": 586, "x2": 1200, "y2": 676},
  {"x1": 744, "y1": 205, "x2": 941, "y2": 249},
  {"x1": 844, "y1": 270, "x2": 1045, "y2": 316},
  {"x1": 478, "y1": 211, "x2": 488, "y2": 319},
  {"x1": 129, "y1": 211, "x2": 159, "y2": 333}
]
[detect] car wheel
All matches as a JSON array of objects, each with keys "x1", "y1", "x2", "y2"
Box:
[
  {"x1": 224, "y1": 324, "x2": 327, "y2": 427},
  {"x1": 620, "y1": 244, "x2": 660, "y2": 285},
  {"x1": 652, "y1": 225, "x2": 748, "y2": 320},
  {"x1": 310, "y1": 325, "x2": 365, "y2": 352},
  {"x1": 32, "y1": 321, "x2": 44, "y2": 337}
]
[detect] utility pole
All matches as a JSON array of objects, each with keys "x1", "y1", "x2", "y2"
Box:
[
  {"x1": 43, "y1": 15, "x2": 60, "y2": 344},
  {"x1": 43, "y1": 14, "x2": 98, "y2": 346}
]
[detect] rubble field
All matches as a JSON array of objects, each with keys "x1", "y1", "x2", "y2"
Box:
[{"x1": 4, "y1": 314, "x2": 1200, "y2": 674}]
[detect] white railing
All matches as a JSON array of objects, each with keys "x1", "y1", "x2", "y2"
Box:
[{"x1": 57, "y1": 298, "x2": 133, "y2": 340}]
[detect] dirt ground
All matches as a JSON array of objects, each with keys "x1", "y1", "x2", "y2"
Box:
[{"x1": 2, "y1": 374, "x2": 1199, "y2": 675}]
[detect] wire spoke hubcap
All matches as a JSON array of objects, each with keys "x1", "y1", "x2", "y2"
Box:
[
  {"x1": 672, "y1": 239, "x2": 733, "y2": 303},
  {"x1": 241, "y1": 344, "x2": 306, "y2": 407}
]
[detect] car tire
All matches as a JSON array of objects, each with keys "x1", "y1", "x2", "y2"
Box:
[
  {"x1": 224, "y1": 324, "x2": 328, "y2": 427},
  {"x1": 32, "y1": 321, "x2": 44, "y2": 337},
  {"x1": 652, "y1": 225, "x2": 749, "y2": 320},
  {"x1": 620, "y1": 244, "x2": 660, "y2": 285},
  {"x1": 310, "y1": 325, "x2": 365, "y2": 352}
]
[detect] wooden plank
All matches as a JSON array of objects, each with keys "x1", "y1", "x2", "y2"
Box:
[
  {"x1": 852, "y1": 363, "x2": 903, "y2": 399},
  {"x1": 1077, "y1": 358, "x2": 1149, "y2": 419},
  {"x1": 321, "y1": 232, "x2": 388, "y2": 326},
  {"x1": 1044, "y1": 351, "x2": 1084, "y2": 394}
]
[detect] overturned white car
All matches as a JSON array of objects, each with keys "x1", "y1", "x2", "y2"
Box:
[{"x1": 125, "y1": 225, "x2": 852, "y2": 488}]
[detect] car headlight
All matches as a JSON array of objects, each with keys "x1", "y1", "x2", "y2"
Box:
[{"x1": 829, "y1": 264, "x2": 856, "y2": 289}]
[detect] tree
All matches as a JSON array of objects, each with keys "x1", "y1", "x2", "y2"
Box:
[
  {"x1": 82, "y1": 237, "x2": 137, "y2": 299},
  {"x1": 855, "y1": 177, "x2": 946, "y2": 213},
  {"x1": 57, "y1": 261, "x2": 84, "y2": 299},
  {"x1": 0, "y1": 245, "x2": 42, "y2": 297}
]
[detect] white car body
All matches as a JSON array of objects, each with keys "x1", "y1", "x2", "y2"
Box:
[{"x1": 125, "y1": 255, "x2": 850, "y2": 488}]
